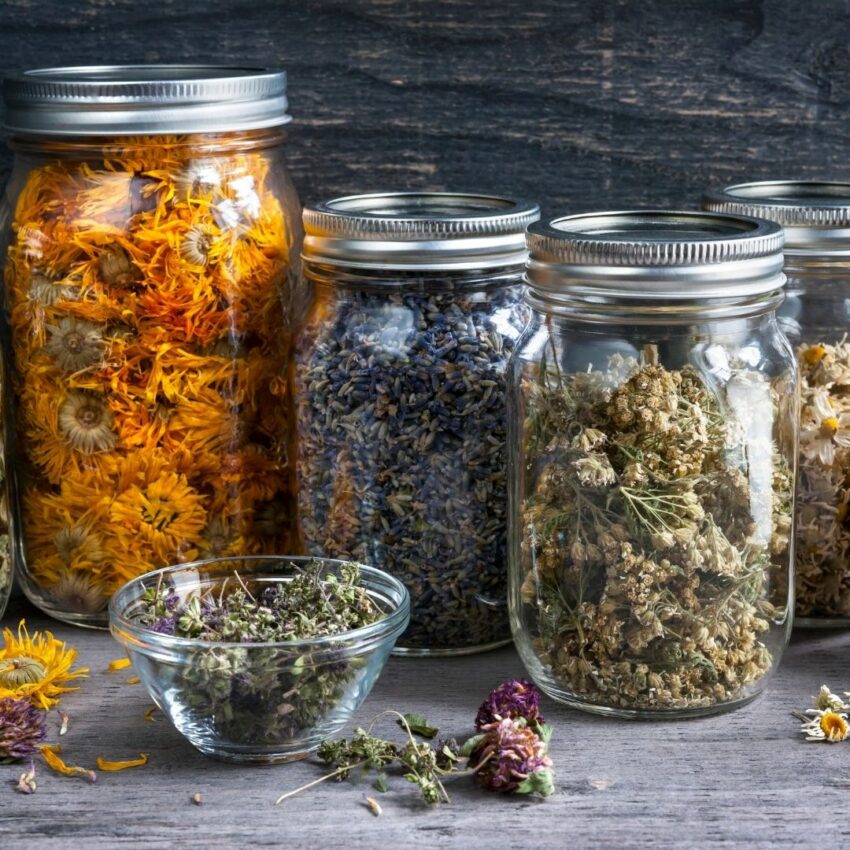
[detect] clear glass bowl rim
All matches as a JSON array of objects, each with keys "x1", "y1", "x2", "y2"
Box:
[{"x1": 109, "y1": 555, "x2": 411, "y2": 653}]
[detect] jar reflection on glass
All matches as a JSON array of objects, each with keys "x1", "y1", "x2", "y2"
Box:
[
  {"x1": 508, "y1": 211, "x2": 797, "y2": 717},
  {"x1": 294, "y1": 193, "x2": 540, "y2": 654},
  {"x1": 705, "y1": 182, "x2": 850, "y2": 626},
  {"x1": 0, "y1": 67, "x2": 303, "y2": 626}
]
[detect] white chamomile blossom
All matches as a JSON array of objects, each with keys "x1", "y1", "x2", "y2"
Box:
[
  {"x1": 800, "y1": 389, "x2": 850, "y2": 466},
  {"x1": 799, "y1": 707, "x2": 849, "y2": 743},
  {"x1": 815, "y1": 684, "x2": 849, "y2": 712}
]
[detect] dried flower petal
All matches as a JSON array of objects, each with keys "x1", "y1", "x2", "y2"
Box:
[
  {"x1": 58, "y1": 710, "x2": 69, "y2": 736},
  {"x1": 40, "y1": 745, "x2": 97, "y2": 782},
  {"x1": 126, "y1": 676, "x2": 141, "y2": 685},
  {"x1": 107, "y1": 658, "x2": 132, "y2": 672},
  {"x1": 96, "y1": 753, "x2": 148, "y2": 771},
  {"x1": 16, "y1": 762, "x2": 37, "y2": 794},
  {"x1": 365, "y1": 796, "x2": 382, "y2": 817}
]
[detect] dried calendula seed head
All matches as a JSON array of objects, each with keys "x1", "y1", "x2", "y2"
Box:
[
  {"x1": 45, "y1": 317, "x2": 104, "y2": 371},
  {"x1": 98, "y1": 246, "x2": 140, "y2": 287},
  {"x1": 29, "y1": 270, "x2": 78, "y2": 305},
  {"x1": 174, "y1": 159, "x2": 222, "y2": 200},
  {"x1": 53, "y1": 525, "x2": 104, "y2": 566},
  {"x1": 180, "y1": 223, "x2": 218, "y2": 266},
  {"x1": 0, "y1": 656, "x2": 47, "y2": 689},
  {"x1": 48, "y1": 573, "x2": 107, "y2": 614},
  {"x1": 58, "y1": 390, "x2": 116, "y2": 453}
]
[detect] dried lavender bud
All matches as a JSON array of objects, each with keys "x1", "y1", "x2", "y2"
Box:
[
  {"x1": 295, "y1": 283, "x2": 528, "y2": 652},
  {"x1": 468, "y1": 717, "x2": 553, "y2": 797},
  {"x1": 474, "y1": 679, "x2": 544, "y2": 730},
  {"x1": 0, "y1": 697, "x2": 47, "y2": 762}
]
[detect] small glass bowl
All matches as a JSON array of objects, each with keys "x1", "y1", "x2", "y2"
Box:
[{"x1": 109, "y1": 556, "x2": 409, "y2": 764}]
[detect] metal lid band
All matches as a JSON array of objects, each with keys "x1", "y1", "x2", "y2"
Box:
[
  {"x1": 3, "y1": 65, "x2": 290, "y2": 136},
  {"x1": 526, "y1": 210, "x2": 786, "y2": 303},
  {"x1": 703, "y1": 181, "x2": 850, "y2": 254},
  {"x1": 303, "y1": 192, "x2": 541, "y2": 272}
]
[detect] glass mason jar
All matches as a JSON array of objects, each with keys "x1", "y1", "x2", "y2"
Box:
[
  {"x1": 0, "y1": 66, "x2": 303, "y2": 626},
  {"x1": 294, "y1": 193, "x2": 540, "y2": 654},
  {"x1": 705, "y1": 182, "x2": 850, "y2": 626},
  {"x1": 509, "y1": 211, "x2": 797, "y2": 718}
]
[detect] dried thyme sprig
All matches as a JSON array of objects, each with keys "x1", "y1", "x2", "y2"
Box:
[{"x1": 138, "y1": 560, "x2": 383, "y2": 642}]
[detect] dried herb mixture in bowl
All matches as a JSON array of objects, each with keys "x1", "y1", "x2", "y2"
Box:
[{"x1": 109, "y1": 556, "x2": 409, "y2": 763}]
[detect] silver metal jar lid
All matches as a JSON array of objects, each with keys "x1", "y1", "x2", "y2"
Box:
[
  {"x1": 526, "y1": 210, "x2": 786, "y2": 302},
  {"x1": 302, "y1": 192, "x2": 541, "y2": 271},
  {"x1": 3, "y1": 65, "x2": 290, "y2": 137},
  {"x1": 703, "y1": 181, "x2": 850, "y2": 256}
]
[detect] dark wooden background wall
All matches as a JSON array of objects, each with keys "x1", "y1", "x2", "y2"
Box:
[{"x1": 0, "y1": 0, "x2": 848, "y2": 217}]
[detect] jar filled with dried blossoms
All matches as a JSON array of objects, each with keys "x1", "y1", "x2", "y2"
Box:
[
  {"x1": 508, "y1": 211, "x2": 797, "y2": 718},
  {"x1": 0, "y1": 66, "x2": 303, "y2": 626},
  {"x1": 705, "y1": 181, "x2": 850, "y2": 626},
  {"x1": 294, "y1": 192, "x2": 540, "y2": 654}
]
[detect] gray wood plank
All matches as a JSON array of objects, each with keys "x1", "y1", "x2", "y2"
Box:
[
  {"x1": 0, "y1": 1, "x2": 849, "y2": 215},
  {"x1": 0, "y1": 598, "x2": 847, "y2": 850}
]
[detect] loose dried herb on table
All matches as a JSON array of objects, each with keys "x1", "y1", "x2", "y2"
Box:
[
  {"x1": 276, "y1": 678, "x2": 554, "y2": 808},
  {"x1": 518, "y1": 344, "x2": 792, "y2": 711},
  {"x1": 138, "y1": 561, "x2": 384, "y2": 745}
]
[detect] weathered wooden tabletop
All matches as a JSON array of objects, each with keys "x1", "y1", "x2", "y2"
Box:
[{"x1": 0, "y1": 597, "x2": 847, "y2": 850}]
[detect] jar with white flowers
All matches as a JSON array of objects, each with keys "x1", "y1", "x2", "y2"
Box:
[{"x1": 706, "y1": 182, "x2": 850, "y2": 626}]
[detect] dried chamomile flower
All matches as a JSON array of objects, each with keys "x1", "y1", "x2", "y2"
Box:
[
  {"x1": 796, "y1": 339, "x2": 850, "y2": 618},
  {"x1": 799, "y1": 709, "x2": 850, "y2": 743},
  {"x1": 520, "y1": 343, "x2": 792, "y2": 712},
  {"x1": 815, "y1": 684, "x2": 848, "y2": 713}
]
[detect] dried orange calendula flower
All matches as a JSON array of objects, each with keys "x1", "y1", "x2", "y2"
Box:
[
  {"x1": 4, "y1": 132, "x2": 298, "y2": 612},
  {"x1": 0, "y1": 620, "x2": 87, "y2": 709}
]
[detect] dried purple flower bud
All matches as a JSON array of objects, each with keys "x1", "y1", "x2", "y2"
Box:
[
  {"x1": 0, "y1": 697, "x2": 47, "y2": 762},
  {"x1": 468, "y1": 717, "x2": 554, "y2": 797},
  {"x1": 475, "y1": 678, "x2": 544, "y2": 730}
]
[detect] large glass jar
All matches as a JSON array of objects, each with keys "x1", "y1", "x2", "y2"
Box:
[
  {"x1": 706, "y1": 182, "x2": 850, "y2": 626},
  {"x1": 0, "y1": 66, "x2": 302, "y2": 626},
  {"x1": 509, "y1": 211, "x2": 797, "y2": 718},
  {"x1": 294, "y1": 193, "x2": 540, "y2": 654}
]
